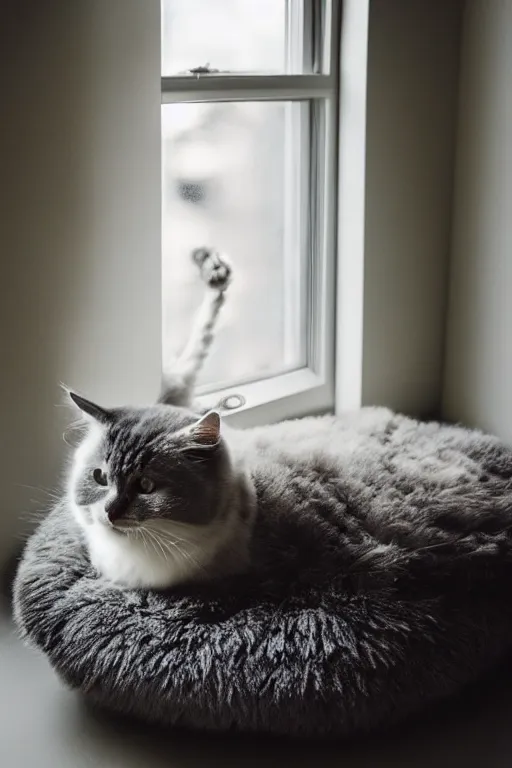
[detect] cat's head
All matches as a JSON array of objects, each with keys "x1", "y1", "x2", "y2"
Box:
[{"x1": 67, "y1": 392, "x2": 231, "y2": 534}]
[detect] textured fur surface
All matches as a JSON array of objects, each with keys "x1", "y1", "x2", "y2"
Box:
[{"x1": 13, "y1": 408, "x2": 512, "y2": 738}]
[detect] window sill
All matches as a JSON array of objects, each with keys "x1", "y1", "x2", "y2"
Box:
[{"x1": 198, "y1": 367, "x2": 333, "y2": 427}]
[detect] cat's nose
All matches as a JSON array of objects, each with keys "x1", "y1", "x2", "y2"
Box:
[{"x1": 104, "y1": 497, "x2": 125, "y2": 523}]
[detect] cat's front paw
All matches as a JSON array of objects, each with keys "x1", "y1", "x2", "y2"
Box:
[{"x1": 191, "y1": 247, "x2": 232, "y2": 291}]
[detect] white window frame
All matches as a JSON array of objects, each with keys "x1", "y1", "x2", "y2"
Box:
[{"x1": 161, "y1": 0, "x2": 340, "y2": 427}]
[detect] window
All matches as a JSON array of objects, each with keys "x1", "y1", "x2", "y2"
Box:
[{"x1": 161, "y1": 0, "x2": 340, "y2": 424}]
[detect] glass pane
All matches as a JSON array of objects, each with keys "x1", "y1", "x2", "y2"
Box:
[
  {"x1": 161, "y1": 0, "x2": 292, "y2": 75},
  {"x1": 162, "y1": 101, "x2": 308, "y2": 389}
]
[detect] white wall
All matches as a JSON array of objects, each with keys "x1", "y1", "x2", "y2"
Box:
[
  {"x1": 361, "y1": 0, "x2": 463, "y2": 416},
  {"x1": 443, "y1": 0, "x2": 512, "y2": 441},
  {"x1": 0, "y1": 1, "x2": 161, "y2": 567}
]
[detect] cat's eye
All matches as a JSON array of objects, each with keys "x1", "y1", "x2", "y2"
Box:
[
  {"x1": 93, "y1": 468, "x2": 108, "y2": 487},
  {"x1": 138, "y1": 477, "x2": 155, "y2": 494}
]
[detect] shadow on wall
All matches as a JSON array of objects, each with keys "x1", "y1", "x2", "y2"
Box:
[
  {"x1": 1, "y1": 2, "x2": 91, "y2": 564},
  {"x1": 0, "y1": 0, "x2": 162, "y2": 567}
]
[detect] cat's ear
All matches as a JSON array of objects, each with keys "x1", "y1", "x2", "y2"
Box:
[
  {"x1": 68, "y1": 391, "x2": 113, "y2": 425},
  {"x1": 190, "y1": 411, "x2": 221, "y2": 446}
]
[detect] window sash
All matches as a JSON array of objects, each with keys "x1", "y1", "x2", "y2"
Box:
[
  {"x1": 160, "y1": 0, "x2": 340, "y2": 425},
  {"x1": 161, "y1": 0, "x2": 332, "y2": 78},
  {"x1": 160, "y1": 0, "x2": 338, "y2": 102}
]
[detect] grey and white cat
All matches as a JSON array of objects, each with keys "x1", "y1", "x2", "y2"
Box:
[{"x1": 68, "y1": 248, "x2": 395, "y2": 590}]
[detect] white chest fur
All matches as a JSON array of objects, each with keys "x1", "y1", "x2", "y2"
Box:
[
  {"x1": 74, "y1": 507, "x2": 204, "y2": 589},
  {"x1": 85, "y1": 523, "x2": 188, "y2": 588}
]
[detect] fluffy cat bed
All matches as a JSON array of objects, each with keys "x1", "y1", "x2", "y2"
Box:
[{"x1": 13, "y1": 409, "x2": 512, "y2": 738}]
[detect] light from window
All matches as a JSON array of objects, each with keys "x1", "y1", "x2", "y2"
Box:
[{"x1": 162, "y1": 100, "x2": 308, "y2": 388}]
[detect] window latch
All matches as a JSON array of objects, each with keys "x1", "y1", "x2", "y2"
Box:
[{"x1": 187, "y1": 62, "x2": 220, "y2": 78}]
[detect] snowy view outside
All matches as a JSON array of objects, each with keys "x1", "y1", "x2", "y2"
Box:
[{"x1": 161, "y1": 0, "x2": 307, "y2": 389}]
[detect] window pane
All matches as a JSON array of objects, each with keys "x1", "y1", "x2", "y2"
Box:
[
  {"x1": 162, "y1": 0, "x2": 292, "y2": 75},
  {"x1": 162, "y1": 101, "x2": 308, "y2": 389}
]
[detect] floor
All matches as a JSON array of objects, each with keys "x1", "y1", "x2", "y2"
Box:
[{"x1": 2, "y1": 588, "x2": 512, "y2": 768}]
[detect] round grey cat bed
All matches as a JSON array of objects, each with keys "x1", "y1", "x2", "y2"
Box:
[{"x1": 13, "y1": 410, "x2": 512, "y2": 738}]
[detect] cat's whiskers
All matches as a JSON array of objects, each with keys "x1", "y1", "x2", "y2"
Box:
[
  {"x1": 156, "y1": 530, "x2": 193, "y2": 548},
  {"x1": 169, "y1": 540, "x2": 207, "y2": 576},
  {"x1": 135, "y1": 527, "x2": 150, "y2": 556},
  {"x1": 142, "y1": 521, "x2": 204, "y2": 575},
  {"x1": 142, "y1": 526, "x2": 171, "y2": 563},
  {"x1": 150, "y1": 528, "x2": 209, "y2": 577},
  {"x1": 143, "y1": 527, "x2": 195, "y2": 577},
  {"x1": 141, "y1": 529, "x2": 159, "y2": 561},
  {"x1": 148, "y1": 519, "x2": 212, "y2": 546},
  {"x1": 145, "y1": 527, "x2": 183, "y2": 565}
]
